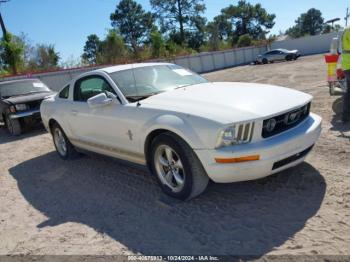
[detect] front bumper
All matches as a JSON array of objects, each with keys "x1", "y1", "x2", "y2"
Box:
[
  {"x1": 195, "y1": 113, "x2": 322, "y2": 183},
  {"x1": 9, "y1": 109, "x2": 41, "y2": 119}
]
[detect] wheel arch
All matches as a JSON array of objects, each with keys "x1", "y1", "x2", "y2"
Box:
[
  {"x1": 144, "y1": 128, "x2": 194, "y2": 167},
  {"x1": 48, "y1": 118, "x2": 59, "y2": 133}
]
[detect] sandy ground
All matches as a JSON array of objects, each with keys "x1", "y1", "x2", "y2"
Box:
[{"x1": 0, "y1": 54, "x2": 349, "y2": 256}]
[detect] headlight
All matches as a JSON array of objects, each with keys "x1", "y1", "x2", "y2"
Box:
[
  {"x1": 15, "y1": 104, "x2": 28, "y2": 111},
  {"x1": 216, "y1": 122, "x2": 255, "y2": 148}
]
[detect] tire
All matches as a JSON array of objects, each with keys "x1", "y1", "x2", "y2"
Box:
[
  {"x1": 285, "y1": 55, "x2": 292, "y2": 61},
  {"x1": 262, "y1": 58, "x2": 268, "y2": 64},
  {"x1": 150, "y1": 132, "x2": 209, "y2": 200},
  {"x1": 5, "y1": 115, "x2": 21, "y2": 136},
  {"x1": 51, "y1": 123, "x2": 78, "y2": 160},
  {"x1": 332, "y1": 97, "x2": 343, "y2": 115}
]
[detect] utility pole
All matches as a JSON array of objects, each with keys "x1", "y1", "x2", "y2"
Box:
[
  {"x1": 346, "y1": 7, "x2": 349, "y2": 27},
  {"x1": 0, "y1": 0, "x2": 9, "y2": 37}
]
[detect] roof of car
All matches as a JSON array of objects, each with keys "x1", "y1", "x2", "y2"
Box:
[
  {"x1": 0, "y1": 78, "x2": 42, "y2": 85},
  {"x1": 97, "y1": 62, "x2": 173, "y2": 74}
]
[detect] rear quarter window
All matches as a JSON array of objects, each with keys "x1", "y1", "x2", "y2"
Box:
[{"x1": 58, "y1": 84, "x2": 69, "y2": 99}]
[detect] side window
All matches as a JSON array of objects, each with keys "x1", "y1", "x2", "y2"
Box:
[
  {"x1": 58, "y1": 84, "x2": 70, "y2": 99},
  {"x1": 74, "y1": 76, "x2": 115, "y2": 102}
]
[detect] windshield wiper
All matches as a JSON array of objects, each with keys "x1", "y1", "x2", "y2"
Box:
[
  {"x1": 126, "y1": 91, "x2": 163, "y2": 101},
  {"x1": 175, "y1": 84, "x2": 192, "y2": 89}
]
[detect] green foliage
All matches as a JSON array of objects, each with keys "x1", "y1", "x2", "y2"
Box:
[
  {"x1": 110, "y1": 0, "x2": 153, "y2": 55},
  {"x1": 237, "y1": 34, "x2": 252, "y2": 47},
  {"x1": 323, "y1": 24, "x2": 343, "y2": 34},
  {"x1": 98, "y1": 30, "x2": 128, "y2": 64},
  {"x1": 0, "y1": 32, "x2": 25, "y2": 74},
  {"x1": 82, "y1": 34, "x2": 101, "y2": 65},
  {"x1": 219, "y1": 0, "x2": 275, "y2": 45},
  {"x1": 286, "y1": 8, "x2": 324, "y2": 38},
  {"x1": 150, "y1": 27, "x2": 165, "y2": 58},
  {"x1": 150, "y1": 0, "x2": 206, "y2": 46},
  {"x1": 27, "y1": 44, "x2": 60, "y2": 71}
]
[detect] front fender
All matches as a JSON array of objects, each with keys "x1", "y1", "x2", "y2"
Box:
[{"x1": 141, "y1": 114, "x2": 208, "y2": 150}]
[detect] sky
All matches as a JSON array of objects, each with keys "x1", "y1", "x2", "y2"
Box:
[{"x1": 1, "y1": 0, "x2": 349, "y2": 62}]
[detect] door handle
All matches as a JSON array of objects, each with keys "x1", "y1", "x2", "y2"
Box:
[{"x1": 71, "y1": 110, "x2": 78, "y2": 116}]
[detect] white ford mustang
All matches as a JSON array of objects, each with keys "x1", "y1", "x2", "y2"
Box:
[{"x1": 40, "y1": 63, "x2": 322, "y2": 200}]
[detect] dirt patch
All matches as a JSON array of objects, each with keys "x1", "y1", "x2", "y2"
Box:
[{"x1": 0, "y1": 55, "x2": 349, "y2": 256}]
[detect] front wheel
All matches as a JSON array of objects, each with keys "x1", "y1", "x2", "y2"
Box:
[
  {"x1": 51, "y1": 123, "x2": 78, "y2": 159},
  {"x1": 262, "y1": 58, "x2": 268, "y2": 64},
  {"x1": 5, "y1": 115, "x2": 21, "y2": 136},
  {"x1": 150, "y1": 132, "x2": 209, "y2": 200}
]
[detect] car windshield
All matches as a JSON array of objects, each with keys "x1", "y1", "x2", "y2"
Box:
[
  {"x1": 108, "y1": 64, "x2": 208, "y2": 101},
  {"x1": 0, "y1": 80, "x2": 50, "y2": 98}
]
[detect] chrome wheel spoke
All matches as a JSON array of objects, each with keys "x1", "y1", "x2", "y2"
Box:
[
  {"x1": 158, "y1": 155, "x2": 169, "y2": 166},
  {"x1": 173, "y1": 159, "x2": 183, "y2": 169},
  {"x1": 154, "y1": 144, "x2": 186, "y2": 193},
  {"x1": 165, "y1": 147, "x2": 173, "y2": 162},
  {"x1": 172, "y1": 171, "x2": 184, "y2": 185},
  {"x1": 164, "y1": 171, "x2": 174, "y2": 185},
  {"x1": 54, "y1": 129, "x2": 67, "y2": 156}
]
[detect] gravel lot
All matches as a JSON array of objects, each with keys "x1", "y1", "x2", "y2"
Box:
[{"x1": 0, "y1": 54, "x2": 349, "y2": 256}]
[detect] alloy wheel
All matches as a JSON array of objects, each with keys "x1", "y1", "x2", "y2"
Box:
[
  {"x1": 53, "y1": 128, "x2": 67, "y2": 156},
  {"x1": 154, "y1": 144, "x2": 185, "y2": 192}
]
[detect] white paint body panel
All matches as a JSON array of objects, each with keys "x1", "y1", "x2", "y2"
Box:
[{"x1": 40, "y1": 63, "x2": 321, "y2": 182}]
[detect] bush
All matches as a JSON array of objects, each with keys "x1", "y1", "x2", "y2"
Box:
[{"x1": 237, "y1": 34, "x2": 252, "y2": 47}]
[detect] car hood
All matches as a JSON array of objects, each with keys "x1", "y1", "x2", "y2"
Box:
[
  {"x1": 140, "y1": 82, "x2": 312, "y2": 124},
  {"x1": 3, "y1": 91, "x2": 55, "y2": 105}
]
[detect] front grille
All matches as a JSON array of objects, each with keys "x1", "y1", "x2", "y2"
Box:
[
  {"x1": 262, "y1": 103, "x2": 310, "y2": 138},
  {"x1": 235, "y1": 122, "x2": 255, "y2": 143},
  {"x1": 272, "y1": 145, "x2": 314, "y2": 170},
  {"x1": 26, "y1": 100, "x2": 43, "y2": 110}
]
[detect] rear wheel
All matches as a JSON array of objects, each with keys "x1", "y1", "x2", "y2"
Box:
[
  {"x1": 150, "y1": 132, "x2": 209, "y2": 200},
  {"x1": 332, "y1": 97, "x2": 343, "y2": 115},
  {"x1": 51, "y1": 123, "x2": 78, "y2": 159},
  {"x1": 5, "y1": 115, "x2": 21, "y2": 136}
]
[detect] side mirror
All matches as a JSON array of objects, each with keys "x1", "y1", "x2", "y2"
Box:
[{"x1": 87, "y1": 93, "x2": 116, "y2": 108}]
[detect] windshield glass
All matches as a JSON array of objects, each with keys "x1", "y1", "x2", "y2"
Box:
[
  {"x1": 108, "y1": 64, "x2": 208, "y2": 100},
  {"x1": 0, "y1": 80, "x2": 50, "y2": 98}
]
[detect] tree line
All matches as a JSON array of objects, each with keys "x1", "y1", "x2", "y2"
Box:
[{"x1": 0, "y1": 0, "x2": 343, "y2": 75}]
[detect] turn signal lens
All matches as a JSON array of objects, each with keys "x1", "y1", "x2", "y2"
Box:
[{"x1": 215, "y1": 155, "x2": 260, "y2": 164}]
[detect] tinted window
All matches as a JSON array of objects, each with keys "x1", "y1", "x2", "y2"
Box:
[
  {"x1": 58, "y1": 84, "x2": 69, "y2": 99},
  {"x1": 74, "y1": 76, "x2": 115, "y2": 102}
]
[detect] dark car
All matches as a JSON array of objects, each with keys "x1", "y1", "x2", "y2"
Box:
[{"x1": 0, "y1": 78, "x2": 55, "y2": 135}]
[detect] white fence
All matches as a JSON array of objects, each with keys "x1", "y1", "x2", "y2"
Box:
[
  {"x1": 1, "y1": 45, "x2": 266, "y2": 92},
  {"x1": 0, "y1": 31, "x2": 340, "y2": 92},
  {"x1": 271, "y1": 31, "x2": 341, "y2": 56}
]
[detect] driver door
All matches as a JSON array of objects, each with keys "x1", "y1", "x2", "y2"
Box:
[{"x1": 67, "y1": 75, "x2": 124, "y2": 149}]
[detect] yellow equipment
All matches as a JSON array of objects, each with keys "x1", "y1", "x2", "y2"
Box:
[{"x1": 342, "y1": 27, "x2": 350, "y2": 71}]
